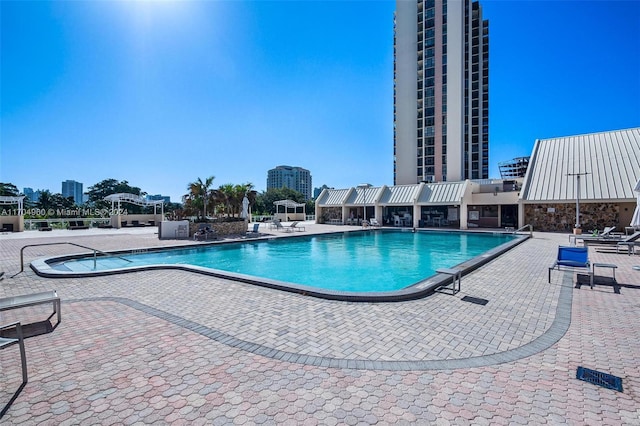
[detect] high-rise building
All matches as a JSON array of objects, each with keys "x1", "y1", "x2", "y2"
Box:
[
  {"x1": 23, "y1": 187, "x2": 41, "y2": 203},
  {"x1": 313, "y1": 185, "x2": 333, "y2": 199},
  {"x1": 61, "y1": 180, "x2": 84, "y2": 204},
  {"x1": 394, "y1": 0, "x2": 489, "y2": 184},
  {"x1": 267, "y1": 165, "x2": 312, "y2": 200},
  {"x1": 499, "y1": 156, "x2": 530, "y2": 179},
  {"x1": 147, "y1": 194, "x2": 171, "y2": 204}
]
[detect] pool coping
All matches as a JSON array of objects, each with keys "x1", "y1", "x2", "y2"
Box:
[{"x1": 30, "y1": 229, "x2": 530, "y2": 303}]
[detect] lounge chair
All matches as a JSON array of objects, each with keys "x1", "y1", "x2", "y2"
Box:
[
  {"x1": 548, "y1": 246, "x2": 591, "y2": 284},
  {"x1": 577, "y1": 226, "x2": 616, "y2": 242},
  {"x1": 369, "y1": 218, "x2": 381, "y2": 228},
  {"x1": 38, "y1": 222, "x2": 52, "y2": 231},
  {"x1": 587, "y1": 226, "x2": 616, "y2": 237},
  {"x1": 247, "y1": 223, "x2": 260, "y2": 235},
  {"x1": 287, "y1": 221, "x2": 305, "y2": 232},
  {"x1": 69, "y1": 220, "x2": 89, "y2": 230},
  {"x1": 0, "y1": 322, "x2": 28, "y2": 398},
  {"x1": 616, "y1": 231, "x2": 640, "y2": 255},
  {"x1": 600, "y1": 226, "x2": 616, "y2": 236},
  {"x1": 194, "y1": 223, "x2": 216, "y2": 241},
  {"x1": 268, "y1": 220, "x2": 281, "y2": 230},
  {"x1": 271, "y1": 220, "x2": 292, "y2": 232}
]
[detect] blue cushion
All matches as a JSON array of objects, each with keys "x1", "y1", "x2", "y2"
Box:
[{"x1": 557, "y1": 246, "x2": 589, "y2": 266}]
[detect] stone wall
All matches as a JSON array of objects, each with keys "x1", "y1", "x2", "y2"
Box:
[
  {"x1": 319, "y1": 207, "x2": 342, "y2": 224},
  {"x1": 525, "y1": 203, "x2": 620, "y2": 232},
  {"x1": 189, "y1": 220, "x2": 247, "y2": 238}
]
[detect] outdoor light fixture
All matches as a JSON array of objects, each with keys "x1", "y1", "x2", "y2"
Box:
[
  {"x1": 357, "y1": 183, "x2": 372, "y2": 223},
  {"x1": 567, "y1": 171, "x2": 590, "y2": 230}
]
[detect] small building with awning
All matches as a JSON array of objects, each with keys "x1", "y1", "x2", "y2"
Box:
[
  {"x1": 104, "y1": 193, "x2": 164, "y2": 228},
  {"x1": 0, "y1": 195, "x2": 25, "y2": 232},
  {"x1": 316, "y1": 180, "x2": 518, "y2": 229},
  {"x1": 273, "y1": 199, "x2": 306, "y2": 222},
  {"x1": 316, "y1": 128, "x2": 640, "y2": 232}
]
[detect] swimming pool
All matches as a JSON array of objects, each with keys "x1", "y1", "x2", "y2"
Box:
[{"x1": 34, "y1": 230, "x2": 526, "y2": 301}]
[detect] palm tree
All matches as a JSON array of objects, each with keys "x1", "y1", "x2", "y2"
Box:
[
  {"x1": 236, "y1": 183, "x2": 256, "y2": 217},
  {"x1": 217, "y1": 184, "x2": 235, "y2": 217},
  {"x1": 185, "y1": 176, "x2": 215, "y2": 220},
  {"x1": 217, "y1": 183, "x2": 255, "y2": 217},
  {"x1": 36, "y1": 190, "x2": 54, "y2": 211}
]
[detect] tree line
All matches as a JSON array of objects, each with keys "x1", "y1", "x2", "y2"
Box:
[
  {"x1": 180, "y1": 176, "x2": 313, "y2": 221},
  {"x1": 0, "y1": 179, "x2": 314, "y2": 219}
]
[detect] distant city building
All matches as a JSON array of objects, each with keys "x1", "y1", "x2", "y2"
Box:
[
  {"x1": 146, "y1": 194, "x2": 171, "y2": 204},
  {"x1": 267, "y1": 165, "x2": 312, "y2": 200},
  {"x1": 499, "y1": 157, "x2": 530, "y2": 179},
  {"x1": 61, "y1": 180, "x2": 83, "y2": 204},
  {"x1": 313, "y1": 185, "x2": 333, "y2": 199},
  {"x1": 394, "y1": 0, "x2": 489, "y2": 184},
  {"x1": 23, "y1": 187, "x2": 41, "y2": 203}
]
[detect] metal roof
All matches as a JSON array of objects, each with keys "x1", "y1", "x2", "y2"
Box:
[
  {"x1": 416, "y1": 182, "x2": 467, "y2": 204},
  {"x1": 273, "y1": 199, "x2": 305, "y2": 208},
  {"x1": 316, "y1": 188, "x2": 350, "y2": 206},
  {"x1": 521, "y1": 128, "x2": 640, "y2": 202},
  {"x1": 378, "y1": 185, "x2": 420, "y2": 205},
  {"x1": 345, "y1": 187, "x2": 381, "y2": 205},
  {"x1": 0, "y1": 195, "x2": 25, "y2": 204},
  {"x1": 104, "y1": 193, "x2": 164, "y2": 206}
]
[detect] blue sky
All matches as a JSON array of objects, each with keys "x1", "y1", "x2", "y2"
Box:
[{"x1": 1, "y1": 0, "x2": 639, "y2": 203}]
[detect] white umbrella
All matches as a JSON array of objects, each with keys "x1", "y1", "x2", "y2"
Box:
[
  {"x1": 241, "y1": 196, "x2": 249, "y2": 219},
  {"x1": 631, "y1": 179, "x2": 640, "y2": 228}
]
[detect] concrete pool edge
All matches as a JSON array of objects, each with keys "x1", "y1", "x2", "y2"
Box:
[{"x1": 30, "y1": 229, "x2": 530, "y2": 303}]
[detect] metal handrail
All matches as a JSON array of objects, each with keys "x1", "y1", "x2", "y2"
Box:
[
  {"x1": 514, "y1": 224, "x2": 533, "y2": 237},
  {"x1": 17, "y1": 242, "x2": 132, "y2": 275}
]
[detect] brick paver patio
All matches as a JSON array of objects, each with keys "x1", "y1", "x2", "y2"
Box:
[{"x1": 1, "y1": 224, "x2": 639, "y2": 424}]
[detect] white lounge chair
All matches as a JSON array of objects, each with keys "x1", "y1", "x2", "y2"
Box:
[
  {"x1": 271, "y1": 220, "x2": 293, "y2": 232},
  {"x1": 579, "y1": 227, "x2": 624, "y2": 246},
  {"x1": 289, "y1": 221, "x2": 305, "y2": 232},
  {"x1": 616, "y1": 231, "x2": 640, "y2": 255},
  {"x1": 268, "y1": 220, "x2": 281, "y2": 230}
]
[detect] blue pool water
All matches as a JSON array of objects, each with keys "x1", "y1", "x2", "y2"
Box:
[{"x1": 53, "y1": 231, "x2": 516, "y2": 293}]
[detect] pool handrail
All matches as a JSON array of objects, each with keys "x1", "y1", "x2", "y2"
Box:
[{"x1": 514, "y1": 224, "x2": 533, "y2": 237}]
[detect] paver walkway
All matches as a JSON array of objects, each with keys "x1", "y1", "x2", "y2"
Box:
[{"x1": 1, "y1": 225, "x2": 639, "y2": 424}]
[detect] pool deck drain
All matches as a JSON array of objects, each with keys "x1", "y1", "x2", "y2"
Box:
[
  {"x1": 461, "y1": 295, "x2": 489, "y2": 305},
  {"x1": 576, "y1": 367, "x2": 624, "y2": 392}
]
